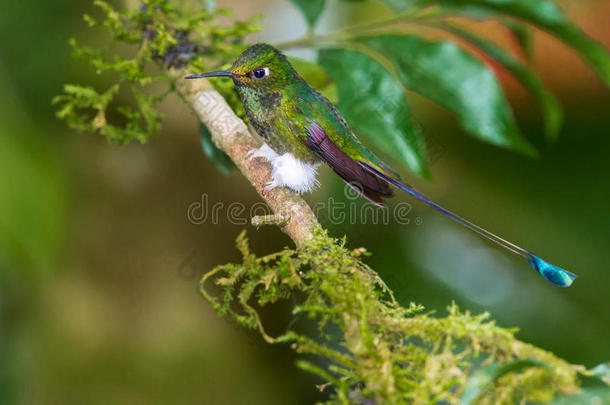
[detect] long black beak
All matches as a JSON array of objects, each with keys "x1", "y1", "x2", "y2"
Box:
[{"x1": 184, "y1": 71, "x2": 238, "y2": 79}]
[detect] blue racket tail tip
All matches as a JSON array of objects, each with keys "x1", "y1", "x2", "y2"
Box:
[{"x1": 527, "y1": 255, "x2": 578, "y2": 287}]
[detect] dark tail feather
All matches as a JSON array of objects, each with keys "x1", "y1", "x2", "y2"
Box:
[
  {"x1": 359, "y1": 162, "x2": 577, "y2": 287},
  {"x1": 344, "y1": 181, "x2": 388, "y2": 207}
]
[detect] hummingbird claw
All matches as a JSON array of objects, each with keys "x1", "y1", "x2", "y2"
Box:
[
  {"x1": 248, "y1": 143, "x2": 279, "y2": 162},
  {"x1": 246, "y1": 148, "x2": 258, "y2": 161},
  {"x1": 264, "y1": 181, "x2": 278, "y2": 191}
]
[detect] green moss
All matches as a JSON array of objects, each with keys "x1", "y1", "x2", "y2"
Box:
[
  {"x1": 201, "y1": 229, "x2": 583, "y2": 404},
  {"x1": 53, "y1": 0, "x2": 260, "y2": 144}
]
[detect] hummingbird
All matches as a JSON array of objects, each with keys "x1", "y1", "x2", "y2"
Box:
[{"x1": 186, "y1": 43, "x2": 577, "y2": 287}]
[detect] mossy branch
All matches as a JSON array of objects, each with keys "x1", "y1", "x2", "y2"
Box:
[{"x1": 200, "y1": 229, "x2": 587, "y2": 404}]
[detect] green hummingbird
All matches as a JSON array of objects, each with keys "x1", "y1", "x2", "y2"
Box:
[{"x1": 186, "y1": 43, "x2": 577, "y2": 287}]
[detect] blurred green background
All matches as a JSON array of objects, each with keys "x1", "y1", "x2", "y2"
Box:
[{"x1": 0, "y1": 0, "x2": 608, "y2": 404}]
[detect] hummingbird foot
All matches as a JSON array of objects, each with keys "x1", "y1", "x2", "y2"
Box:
[
  {"x1": 264, "y1": 181, "x2": 279, "y2": 191},
  {"x1": 247, "y1": 143, "x2": 279, "y2": 161}
]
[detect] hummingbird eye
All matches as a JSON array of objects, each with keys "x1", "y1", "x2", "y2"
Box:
[{"x1": 252, "y1": 67, "x2": 270, "y2": 80}]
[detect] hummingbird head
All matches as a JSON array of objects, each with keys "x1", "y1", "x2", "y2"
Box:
[{"x1": 185, "y1": 43, "x2": 300, "y2": 91}]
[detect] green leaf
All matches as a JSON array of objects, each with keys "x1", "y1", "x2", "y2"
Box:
[
  {"x1": 430, "y1": 0, "x2": 610, "y2": 85},
  {"x1": 442, "y1": 23, "x2": 563, "y2": 141},
  {"x1": 461, "y1": 359, "x2": 548, "y2": 405},
  {"x1": 361, "y1": 34, "x2": 536, "y2": 155},
  {"x1": 318, "y1": 47, "x2": 429, "y2": 176},
  {"x1": 199, "y1": 123, "x2": 235, "y2": 176},
  {"x1": 550, "y1": 388, "x2": 610, "y2": 405},
  {"x1": 290, "y1": 0, "x2": 325, "y2": 30},
  {"x1": 502, "y1": 19, "x2": 534, "y2": 61}
]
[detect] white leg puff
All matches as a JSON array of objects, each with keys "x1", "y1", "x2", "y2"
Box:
[{"x1": 248, "y1": 143, "x2": 320, "y2": 194}]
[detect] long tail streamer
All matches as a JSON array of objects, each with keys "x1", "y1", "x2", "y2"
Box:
[{"x1": 360, "y1": 162, "x2": 577, "y2": 287}]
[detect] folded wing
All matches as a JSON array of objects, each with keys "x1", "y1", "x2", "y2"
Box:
[{"x1": 304, "y1": 121, "x2": 394, "y2": 206}]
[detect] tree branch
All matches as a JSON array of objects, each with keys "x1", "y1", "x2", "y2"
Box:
[{"x1": 173, "y1": 69, "x2": 320, "y2": 247}]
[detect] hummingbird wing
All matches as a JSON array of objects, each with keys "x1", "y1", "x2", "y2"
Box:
[
  {"x1": 294, "y1": 87, "x2": 403, "y2": 205},
  {"x1": 305, "y1": 121, "x2": 394, "y2": 206}
]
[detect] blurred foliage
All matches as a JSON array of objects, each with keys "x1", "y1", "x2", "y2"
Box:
[
  {"x1": 290, "y1": 0, "x2": 326, "y2": 30},
  {"x1": 56, "y1": 0, "x2": 608, "y2": 176},
  {"x1": 0, "y1": 75, "x2": 66, "y2": 280},
  {"x1": 424, "y1": 0, "x2": 610, "y2": 84},
  {"x1": 202, "y1": 229, "x2": 595, "y2": 404},
  {"x1": 0, "y1": 68, "x2": 68, "y2": 405}
]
